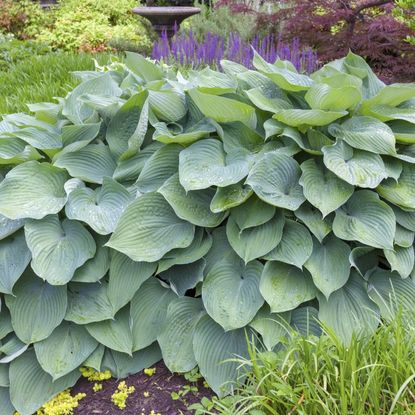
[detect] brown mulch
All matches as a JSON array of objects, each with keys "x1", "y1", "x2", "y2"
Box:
[{"x1": 72, "y1": 361, "x2": 213, "y2": 415}]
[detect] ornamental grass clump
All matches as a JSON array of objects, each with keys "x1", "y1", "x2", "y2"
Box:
[{"x1": 0, "y1": 51, "x2": 415, "y2": 414}]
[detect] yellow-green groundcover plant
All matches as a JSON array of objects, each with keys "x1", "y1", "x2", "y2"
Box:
[{"x1": 0, "y1": 51, "x2": 415, "y2": 414}]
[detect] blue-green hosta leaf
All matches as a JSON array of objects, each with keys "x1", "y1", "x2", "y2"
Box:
[
  {"x1": 383, "y1": 156, "x2": 403, "y2": 181},
  {"x1": 0, "y1": 387, "x2": 15, "y2": 415},
  {"x1": 220, "y1": 122, "x2": 264, "y2": 155},
  {"x1": 9, "y1": 127, "x2": 62, "y2": 155},
  {"x1": 236, "y1": 69, "x2": 276, "y2": 90},
  {"x1": 210, "y1": 182, "x2": 253, "y2": 213},
  {"x1": 249, "y1": 305, "x2": 291, "y2": 350},
  {"x1": 264, "y1": 219, "x2": 313, "y2": 269},
  {"x1": 82, "y1": 344, "x2": 105, "y2": 372},
  {"x1": 246, "y1": 152, "x2": 305, "y2": 210},
  {"x1": 294, "y1": 203, "x2": 332, "y2": 243},
  {"x1": 25, "y1": 215, "x2": 96, "y2": 285},
  {"x1": 0, "y1": 364, "x2": 9, "y2": 387},
  {"x1": 0, "y1": 214, "x2": 24, "y2": 241},
  {"x1": 108, "y1": 251, "x2": 156, "y2": 314},
  {"x1": 273, "y1": 109, "x2": 347, "y2": 127},
  {"x1": 159, "y1": 173, "x2": 226, "y2": 227},
  {"x1": 5, "y1": 273, "x2": 67, "y2": 344},
  {"x1": 86, "y1": 306, "x2": 133, "y2": 355},
  {"x1": 0, "y1": 230, "x2": 31, "y2": 294},
  {"x1": 304, "y1": 234, "x2": 351, "y2": 299},
  {"x1": 349, "y1": 247, "x2": 378, "y2": 278},
  {"x1": 131, "y1": 278, "x2": 177, "y2": 351},
  {"x1": 245, "y1": 86, "x2": 292, "y2": 113},
  {"x1": 394, "y1": 144, "x2": 415, "y2": 164},
  {"x1": 0, "y1": 306, "x2": 13, "y2": 340},
  {"x1": 203, "y1": 259, "x2": 263, "y2": 331},
  {"x1": 61, "y1": 122, "x2": 101, "y2": 146},
  {"x1": 188, "y1": 89, "x2": 257, "y2": 128},
  {"x1": 395, "y1": 224, "x2": 414, "y2": 248},
  {"x1": 63, "y1": 72, "x2": 122, "y2": 124},
  {"x1": 159, "y1": 259, "x2": 206, "y2": 296},
  {"x1": 260, "y1": 261, "x2": 317, "y2": 313},
  {"x1": 300, "y1": 158, "x2": 354, "y2": 217},
  {"x1": 54, "y1": 144, "x2": 116, "y2": 184},
  {"x1": 226, "y1": 213, "x2": 285, "y2": 263},
  {"x1": 329, "y1": 116, "x2": 396, "y2": 155},
  {"x1": 179, "y1": 139, "x2": 250, "y2": 191},
  {"x1": 368, "y1": 269, "x2": 415, "y2": 322},
  {"x1": 158, "y1": 297, "x2": 205, "y2": 372},
  {"x1": 0, "y1": 161, "x2": 68, "y2": 220},
  {"x1": 135, "y1": 144, "x2": 182, "y2": 193},
  {"x1": 9, "y1": 350, "x2": 80, "y2": 415},
  {"x1": 362, "y1": 83, "x2": 415, "y2": 108},
  {"x1": 72, "y1": 235, "x2": 110, "y2": 283},
  {"x1": 0, "y1": 137, "x2": 41, "y2": 164},
  {"x1": 318, "y1": 272, "x2": 379, "y2": 344},
  {"x1": 65, "y1": 177, "x2": 132, "y2": 235},
  {"x1": 377, "y1": 163, "x2": 415, "y2": 209},
  {"x1": 392, "y1": 205, "x2": 415, "y2": 231},
  {"x1": 333, "y1": 190, "x2": 395, "y2": 250},
  {"x1": 34, "y1": 322, "x2": 97, "y2": 380},
  {"x1": 157, "y1": 228, "x2": 212, "y2": 273},
  {"x1": 384, "y1": 246, "x2": 414, "y2": 279},
  {"x1": 65, "y1": 282, "x2": 113, "y2": 324},
  {"x1": 0, "y1": 335, "x2": 28, "y2": 364},
  {"x1": 366, "y1": 105, "x2": 415, "y2": 123},
  {"x1": 125, "y1": 52, "x2": 163, "y2": 82},
  {"x1": 187, "y1": 67, "x2": 238, "y2": 95},
  {"x1": 231, "y1": 194, "x2": 275, "y2": 231},
  {"x1": 193, "y1": 314, "x2": 249, "y2": 397},
  {"x1": 388, "y1": 120, "x2": 415, "y2": 144},
  {"x1": 107, "y1": 193, "x2": 194, "y2": 262},
  {"x1": 106, "y1": 91, "x2": 148, "y2": 160},
  {"x1": 149, "y1": 90, "x2": 187, "y2": 122},
  {"x1": 282, "y1": 128, "x2": 332, "y2": 155},
  {"x1": 290, "y1": 306, "x2": 322, "y2": 337},
  {"x1": 322, "y1": 140, "x2": 387, "y2": 188},
  {"x1": 305, "y1": 82, "x2": 362, "y2": 111}
]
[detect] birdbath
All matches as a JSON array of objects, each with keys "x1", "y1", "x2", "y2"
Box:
[{"x1": 132, "y1": 6, "x2": 201, "y2": 39}]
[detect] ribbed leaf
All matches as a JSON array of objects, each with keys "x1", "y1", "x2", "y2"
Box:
[
  {"x1": 149, "y1": 90, "x2": 187, "y2": 122},
  {"x1": 294, "y1": 203, "x2": 332, "y2": 243},
  {"x1": 179, "y1": 139, "x2": 250, "y2": 191},
  {"x1": 107, "y1": 193, "x2": 195, "y2": 262},
  {"x1": 333, "y1": 190, "x2": 396, "y2": 249},
  {"x1": 9, "y1": 127, "x2": 62, "y2": 155},
  {"x1": 318, "y1": 272, "x2": 379, "y2": 344},
  {"x1": 305, "y1": 234, "x2": 351, "y2": 299},
  {"x1": 193, "y1": 315, "x2": 249, "y2": 397},
  {"x1": 245, "y1": 86, "x2": 292, "y2": 113},
  {"x1": 0, "y1": 161, "x2": 68, "y2": 220},
  {"x1": 221, "y1": 122, "x2": 264, "y2": 155},
  {"x1": 0, "y1": 387, "x2": 14, "y2": 415},
  {"x1": 158, "y1": 297, "x2": 205, "y2": 372},
  {"x1": 0, "y1": 214, "x2": 24, "y2": 241},
  {"x1": 131, "y1": 278, "x2": 177, "y2": 351},
  {"x1": 274, "y1": 109, "x2": 347, "y2": 127},
  {"x1": 5, "y1": 273, "x2": 67, "y2": 344},
  {"x1": 226, "y1": 213, "x2": 285, "y2": 263},
  {"x1": 366, "y1": 105, "x2": 415, "y2": 123},
  {"x1": 25, "y1": 215, "x2": 96, "y2": 285},
  {"x1": 0, "y1": 305, "x2": 13, "y2": 340},
  {"x1": 363, "y1": 83, "x2": 415, "y2": 108},
  {"x1": 395, "y1": 224, "x2": 414, "y2": 248},
  {"x1": 349, "y1": 246, "x2": 378, "y2": 278},
  {"x1": 210, "y1": 183, "x2": 253, "y2": 213},
  {"x1": 282, "y1": 128, "x2": 332, "y2": 155},
  {"x1": 260, "y1": 261, "x2": 317, "y2": 313},
  {"x1": 388, "y1": 120, "x2": 415, "y2": 144},
  {"x1": 247, "y1": 152, "x2": 305, "y2": 210},
  {"x1": 322, "y1": 140, "x2": 387, "y2": 188},
  {"x1": 392, "y1": 205, "x2": 415, "y2": 231},
  {"x1": 0, "y1": 136, "x2": 41, "y2": 164},
  {"x1": 34, "y1": 322, "x2": 97, "y2": 380},
  {"x1": 290, "y1": 306, "x2": 322, "y2": 337},
  {"x1": 203, "y1": 259, "x2": 263, "y2": 330},
  {"x1": 125, "y1": 52, "x2": 163, "y2": 82},
  {"x1": 300, "y1": 158, "x2": 354, "y2": 217},
  {"x1": 384, "y1": 246, "x2": 414, "y2": 279},
  {"x1": 231, "y1": 195, "x2": 275, "y2": 231}
]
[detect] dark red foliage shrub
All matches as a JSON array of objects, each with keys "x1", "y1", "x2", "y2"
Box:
[
  {"x1": 217, "y1": 0, "x2": 415, "y2": 82},
  {"x1": 0, "y1": 0, "x2": 29, "y2": 37}
]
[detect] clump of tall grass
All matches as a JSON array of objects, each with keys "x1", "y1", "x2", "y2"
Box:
[{"x1": 198, "y1": 314, "x2": 415, "y2": 415}]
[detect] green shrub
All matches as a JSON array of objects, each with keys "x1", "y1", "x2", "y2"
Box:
[
  {"x1": 0, "y1": 52, "x2": 415, "y2": 414},
  {"x1": 36, "y1": 0, "x2": 152, "y2": 52}
]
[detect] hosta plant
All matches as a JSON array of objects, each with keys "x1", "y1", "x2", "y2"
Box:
[{"x1": 1, "y1": 51, "x2": 415, "y2": 414}]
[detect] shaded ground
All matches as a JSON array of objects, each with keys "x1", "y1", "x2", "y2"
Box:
[{"x1": 72, "y1": 361, "x2": 213, "y2": 415}]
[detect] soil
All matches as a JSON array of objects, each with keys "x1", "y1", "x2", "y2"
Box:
[{"x1": 72, "y1": 361, "x2": 213, "y2": 415}]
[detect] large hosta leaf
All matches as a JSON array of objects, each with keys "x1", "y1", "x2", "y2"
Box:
[
  {"x1": 0, "y1": 214, "x2": 24, "y2": 241},
  {"x1": 131, "y1": 278, "x2": 177, "y2": 351},
  {"x1": 333, "y1": 190, "x2": 396, "y2": 249},
  {"x1": 0, "y1": 161, "x2": 68, "y2": 220},
  {"x1": 107, "y1": 193, "x2": 195, "y2": 262},
  {"x1": 193, "y1": 315, "x2": 249, "y2": 397},
  {"x1": 0, "y1": 230, "x2": 31, "y2": 294},
  {"x1": 0, "y1": 387, "x2": 14, "y2": 415},
  {"x1": 65, "y1": 177, "x2": 132, "y2": 235},
  {"x1": 25, "y1": 215, "x2": 96, "y2": 285},
  {"x1": 349, "y1": 246, "x2": 378, "y2": 278},
  {"x1": 273, "y1": 109, "x2": 347, "y2": 127},
  {"x1": 179, "y1": 139, "x2": 250, "y2": 191},
  {"x1": 384, "y1": 246, "x2": 414, "y2": 279},
  {"x1": 363, "y1": 83, "x2": 415, "y2": 108},
  {"x1": 246, "y1": 152, "x2": 305, "y2": 210},
  {"x1": 294, "y1": 203, "x2": 332, "y2": 243},
  {"x1": 300, "y1": 158, "x2": 354, "y2": 217},
  {"x1": 329, "y1": 116, "x2": 396, "y2": 155},
  {"x1": 304, "y1": 234, "x2": 351, "y2": 299},
  {"x1": 159, "y1": 173, "x2": 226, "y2": 227},
  {"x1": 318, "y1": 272, "x2": 379, "y2": 344},
  {"x1": 0, "y1": 136, "x2": 41, "y2": 164},
  {"x1": 322, "y1": 140, "x2": 387, "y2": 188},
  {"x1": 377, "y1": 163, "x2": 415, "y2": 210},
  {"x1": 54, "y1": 144, "x2": 116, "y2": 184},
  {"x1": 210, "y1": 182, "x2": 253, "y2": 213},
  {"x1": 5, "y1": 273, "x2": 67, "y2": 344},
  {"x1": 260, "y1": 261, "x2": 317, "y2": 313},
  {"x1": 9, "y1": 350, "x2": 80, "y2": 415},
  {"x1": 34, "y1": 322, "x2": 97, "y2": 380},
  {"x1": 366, "y1": 105, "x2": 415, "y2": 123},
  {"x1": 149, "y1": 89, "x2": 187, "y2": 122},
  {"x1": 202, "y1": 259, "x2": 263, "y2": 330},
  {"x1": 226, "y1": 213, "x2": 285, "y2": 263},
  {"x1": 158, "y1": 297, "x2": 205, "y2": 372}
]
